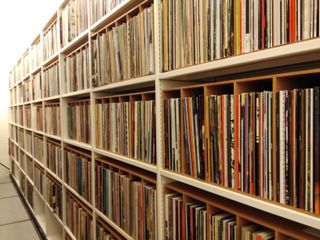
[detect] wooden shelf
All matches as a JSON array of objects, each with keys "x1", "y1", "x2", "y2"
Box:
[
  {"x1": 8, "y1": 0, "x2": 320, "y2": 239},
  {"x1": 63, "y1": 138, "x2": 92, "y2": 151},
  {"x1": 61, "y1": 89, "x2": 91, "y2": 98},
  {"x1": 90, "y1": 0, "x2": 138, "y2": 32},
  {"x1": 161, "y1": 169, "x2": 320, "y2": 230},
  {"x1": 165, "y1": 181, "x2": 320, "y2": 240},
  {"x1": 159, "y1": 38, "x2": 320, "y2": 81},
  {"x1": 94, "y1": 148, "x2": 157, "y2": 173},
  {"x1": 92, "y1": 74, "x2": 155, "y2": 93},
  {"x1": 60, "y1": 30, "x2": 89, "y2": 55},
  {"x1": 95, "y1": 209, "x2": 133, "y2": 240}
]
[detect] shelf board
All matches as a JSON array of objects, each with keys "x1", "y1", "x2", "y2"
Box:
[
  {"x1": 9, "y1": 122, "x2": 19, "y2": 127},
  {"x1": 33, "y1": 129, "x2": 44, "y2": 136},
  {"x1": 45, "y1": 133, "x2": 61, "y2": 141},
  {"x1": 64, "y1": 183, "x2": 93, "y2": 210},
  {"x1": 42, "y1": 9, "x2": 58, "y2": 32},
  {"x1": 60, "y1": 29, "x2": 89, "y2": 55},
  {"x1": 30, "y1": 65, "x2": 42, "y2": 76},
  {"x1": 21, "y1": 74, "x2": 30, "y2": 82},
  {"x1": 92, "y1": 75, "x2": 155, "y2": 93},
  {"x1": 33, "y1": 157, "x2": 45, "y2": 169},
  {"x1": 15, "y1": 79, "x2": 23, "y2": 87},
  {"x1": 9, "y1": 138, "x2": 18, "y2": 146},
  {"x1": 159, "y1": 38, "x2": 320, "y2": 81},
  {"x1": 161, "y1": 169, "x2": 320, "y2": 230},
  {"x1": 63, "y1": 138, "x2": 92, "y2": 151},
  {"x1": 43, "y1": 53, "x2": 59, "y2": 67},
  {"x1": 46, "y1": 168, "x2": 63, "y2": 184},
  {"x1": 25, "y1": 151, "x2": 33, "y2": 159},
  {"x1": 94, "y1": 148, "x2": 157, "y2": 173},
  {"x1": 90, "y1": 0, "x2": 149, "y2": 33},
  {"x1": 32, "y1": 98, "x2": 43, "y2": 104},
  {"x1": 35, "y1": 214, "x2": 46, "y2": 232},
  {"x1": 25, "y1": 127, "x2": 33, "y2": 132},
  {"x1": 64, "y1": 226, "x2": 77, "y2": 240},
  {"x1": 62, "y1": 88, "x2": 91, "y2": 98},
  {"x1": 14, "y1": 102, "x2": 24, "y2": 107},
  {"x1": 25, "y1": 174, "x2": 33, "y2": 185},
  {"x1": 95, "y1": 209, "x2": 133, "y2": 240},
  {"x1": 43, "y1": 95, "x2": 60, "y2": 102}
]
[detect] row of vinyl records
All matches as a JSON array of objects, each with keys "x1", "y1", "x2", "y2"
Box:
[
  {"x1": 9, "y1": 130, "x2": 44, "y2": 166},
  {"x1": 95, "y1": 158, "x2": 157, "y2": 239},
  {"x1": 42, "y1": 19, "x2": 59, "y2": 61},
  {"x1": 25, "y1": 131, "x2": 33, "y2": 154},
  {"x1": 11, "y1": 146, "x2": 156, "y2": 239},
  {"x1": 30, "y1": 38, "x2": 41, "y2": 72},
  {"x1": 45, "y1": 103, "x2": 61, "y2": 136},
  {"x1": 13, "y1": 42, "x2": 89, "y2": 101},
  {"x1": 9, "y1": 0, "x2": 139, "y2": 87},
  {"x1": 25, "y1": 106, "x2": 31, "y2": 128},
  {"x1": 164, "y1": 86, "x2": 320, "y2": 214},
  {"x1": 34, "y1": 165, "x2": 45, "y2": 195},
  {"x1": 46, "y1": 175, "x2": 63, "y2": 220},
  {"x1": 65, "y1": 147, "x2": 91, "y2": 202},
  {"x1": 26, "y1": 156, "x2": 34, "y2": 179},
  {"x1": 10, "y1": 142, "x2": 315, "y2": 240},
  {"x1": 34, "y1": 135, "x2": 44, "y2": 163},
  {"x1": 165, "y1": 192, "x2": 275, "y2": 240},
  {"x1": 60, "y1": 0, "x2": 88, "y2": 47},
  {"x1": 11, "y1": 0, "x2": 320, "y2": 87},
  {"x1": 91, "y1": 0, "x2": 126, "y2": 24},
  {"x1": 11, "y1": 132, "x2": 90, "y2": 203},
  {"x1": 13, "y1": 107, "x2": 23, "y2": 125},
  {"x1": 12, "y1": 104, "x2": 45, "y2": 131},
  {"x1": 96, "y1": 220, "x2": 120, "y2": 240},
  {"x1": 64, "y1": 44, "x2": 90, "y2": 93},
  {"x1": 66, "y1": 191, "x2": 93, "y2": 240},
  {"x1": 43, "y1": 61, "x2": 59, "y2": 98},
  {"x1": 91, "y1": 2, "x2": 154, "y2": 86},
  {"x1": 95, "y1": 96, "x2": 156, "y2": 164},
  {"x1": 68, "y1": 100, "x2": 91, "y2": 143},
  {"x1": 13, "y1": 158, "x2": 137, "y2": 240},
  {"x1": 47, "y1": 139, "x2": 62, "y2": 178},
  {"x1": 161, "y1": 0, "x2": 320, "y2": 71},
  {"x1": 21, "y1": 52, "x2": 29, "y2": 79},
  {"x1": 13, "y1": 101, "x2": 92, "y2": 139},
  {"x1": 14, "y1": 73, "x2": 41, "y2": 104},
  {"x1": 10, "y1": 73, "x2": 45, "y2": 104},
  {"x1": 17, "y1": 79, "x2": 32, "y2": 103}
]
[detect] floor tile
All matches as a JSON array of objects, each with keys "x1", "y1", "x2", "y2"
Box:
[
  {"x1": 0, "y1": 182, "x2": 17, "y2": 199},
  {"x1": 0, "y1": 220, "x2": 40, "y2": 240},
  {"x1": 0, "y1": 196, "x2": 29, "y2": 225},
  {"x1": 0, "y1": 176, "x2": 11, "y2": 184}
]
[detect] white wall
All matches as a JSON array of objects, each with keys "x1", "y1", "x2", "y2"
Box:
[{"x1": 0, "y1": 0, "x2": 62, "y2": 168}]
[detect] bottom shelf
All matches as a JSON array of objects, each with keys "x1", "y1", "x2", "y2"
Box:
[{"x1": 164, "y1": 181, "x2": 319, "y2": 240}]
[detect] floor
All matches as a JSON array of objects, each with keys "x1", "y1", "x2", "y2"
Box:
[{"x1": 0, "y1": 165, "x2": 41, "y2": 240}]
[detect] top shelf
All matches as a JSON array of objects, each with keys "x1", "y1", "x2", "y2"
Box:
[{"x1": 9, "y1": 0, "x2": 320, "y2": 86}]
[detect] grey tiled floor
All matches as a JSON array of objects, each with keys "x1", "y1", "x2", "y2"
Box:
[{"x1": 0, "y1": 167, "x2": 41, "y2": 240}]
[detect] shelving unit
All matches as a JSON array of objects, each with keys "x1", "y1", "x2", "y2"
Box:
[{"x1": 8, "y1": 0, "x2": 320, "y2": 239}]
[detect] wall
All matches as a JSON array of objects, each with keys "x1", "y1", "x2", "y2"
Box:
[{"x1": 0, "y1": 0, "x2": 62, "y2": 168}]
